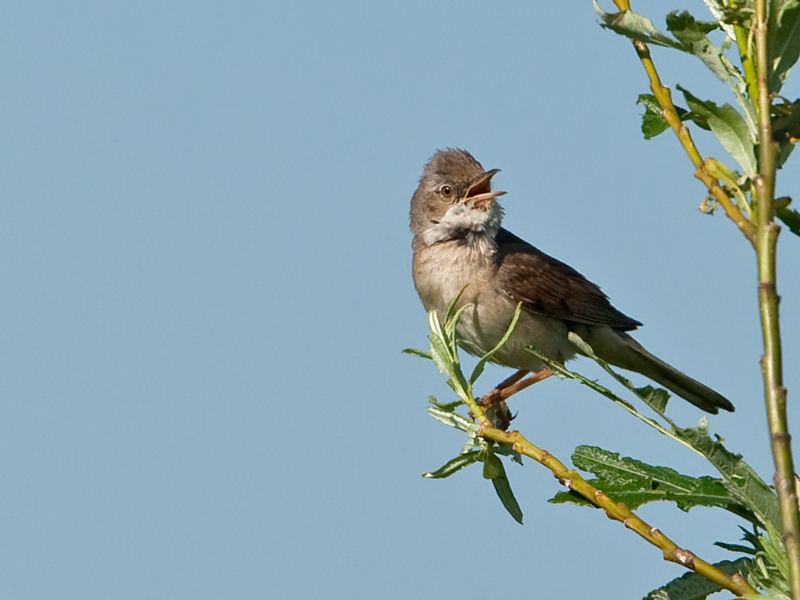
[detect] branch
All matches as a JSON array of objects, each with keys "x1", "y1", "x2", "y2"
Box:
[
  {"x1": 477, "y1": 423, "x2": 758, "y2": 597},
  {"x1": 753, "y1": 0, "x2": 800, "y2": 597},
  {"x1": 420, "y1": 303, "x2": 757, "y2": 594},
  {"x1": 610, "y1": 0, "x2": 757, "y2": 244}
]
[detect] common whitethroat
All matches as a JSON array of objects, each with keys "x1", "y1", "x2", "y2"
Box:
[{"x1": 410, "y1": 148, "x2": 733, "y2": 414}]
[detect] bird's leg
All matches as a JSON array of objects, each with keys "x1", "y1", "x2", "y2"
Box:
[
  {"x1": 477, "y1": 369, "x2": 528, "y2": 408},
  {"x1": 476, "y1": 367, "x2": 554, "y2": 431},
  {"x1": 477, "y1": 367, "x2": 554, "y2": 408},
  {"x1": 497, "y1": 367, "x2": 554, "y2": 401}
]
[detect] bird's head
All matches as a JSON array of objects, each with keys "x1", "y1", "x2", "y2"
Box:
[{"x1": 410, "y1": 148, "x2": 506, "y2": 245}]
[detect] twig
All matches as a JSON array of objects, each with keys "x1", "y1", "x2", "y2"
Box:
[
  {"x1": 466, "y1": 369, "x2": 755, "y2": 595},
  {"x1": 477, "y1": 424, "x2": 759, "y2": 597},
  {"x1": 454, "y1": 317, "x2": 757, "y2": 594},
  {"x1": 610, "y1": 0, "x2": 757, "y2": 244},
  {"x1": 733, "y1": 21, "x2": 759, "y2": 105},
  {"x1": 753, "y1": 0, "x2": 800, "y2": 597}
]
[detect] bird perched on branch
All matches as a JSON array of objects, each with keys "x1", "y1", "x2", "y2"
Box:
[{"x1": 410, "y1": 148, "x2": 733, "y2": 415}]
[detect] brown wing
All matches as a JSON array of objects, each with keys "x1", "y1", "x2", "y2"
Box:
[{"x1": 495, "y1": 228, "x2": 641, "y2": 331}]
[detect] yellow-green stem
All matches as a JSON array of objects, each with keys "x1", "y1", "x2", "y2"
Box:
[
  {"x1": 734, "y1": 23, "x2": 759, "y2": 104},
  {"x1": 610, "y1": 0, "x2": 756, "y2": 243},
  {"x1": 478, "y1": 424, "x2": 759, "y2": 597},
  {"x1": 462, "y1": 389, "x2": 486, "y2": 423},
  {"x1": 729, "y1": 0, "x2": 758, "y2": 104},
  {"x1": 637, "y1": 44, "x2": 757, "y2": 241},
  {"x1": 754, "y1": 0, "x2": 800, "y2": 598}
]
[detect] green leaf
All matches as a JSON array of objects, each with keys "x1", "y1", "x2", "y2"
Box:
[
  {"x1": 594, "y1": 1, "x2": 682, "y2": 48},
  {"x1": 566, "y1": 332, "x2": 678, "y2": 421},
  {"x1": 491, "y1": 476, "x2": 524, "y2": 525},
  {"x1": 682, "y1": 110, "x2": 712, "y2": 131},
  {"x1": 426, "y1": 405, "x2": 473, "y2": 432},
  {"x1": 771, "y1": 3, "x2": 800, "y2": 91},
  {"x1": 664, "y1": 11, "x2": 756, "y2": 132},
  {"x1": 469, "y1": 303, "x2": 522, "y2": 385},
  {"x1": 549, "y1": 446, "x2": 744, "y2": 514},
  {"x1": 427, "y1": 309, "x2": 471, "y2": 402},
  {"x1": 443, "y1": 304, "x2": 469, "y2": 356},
  {"x1": 678, "y1": 86, "x2": 757, "y2": 176},
  {"x1": 482, "y1": 452, "x2": 504, "y2": 479},
  {"x1": 548, "y1": 489, "x2": 596, "y2": 508},
  {"x1": 432, "y1": 301, "x2": 466, "y2": 372},
  {"x1": 428, "y1": 329, "x2": 453, "y2": 377},
  {"x1": 674, "y1": 419, "x2": 780, "y2": 529},
  {"x1": 666, "y1": 11, "x2": 730, "y2": 81},
  {"x1": 637, "y1": 94, "x2": 671, "y2": 139},
  {"x1": 776, "y1": 139, "x2": 796, "y2": 169},
  {"x1": 528, "y1": 340, "x2": 680, "y2": 444},
  {"x1": 492, "y1": 443, "x2": 524, "y2": 464},
  {"x1": 482, "y1": 453, "x2": 523, "y2": 524},
  {"x1": 423, "y1": 450, "x2": 480, "y2": 479},
  {"x1": 598, "y1": 5, "x2": 756, "y2": 131},
  {"x1": 776, "y1": 205, "x2": 800, "y2": 236},
  {"x1": 761, "y1": 521, "x2": 791, "y2": 583},
  {"x1": 634, "y1": 385, "x2": 671, "y2": 415},
  {"x1": 701, "y1": 0, "x2": 737, "y2": 40},
  {"x1": 715, "y1": 541, "x2": 757, "y2": 555},
  {"x1": 442, "y1": 285, "x2": 467, "y2": 326},
  {"x1": 775, "y1": 0, "x2": 800, "y2": 21},
  {"x1": 461, "y1": 434, "x2": 483, "y2": 455},
  {"x1": 643, "y1": 558, "x2": 751, "y2": 600},
  {"x1": 747, "y1": 522, "x2": 791, "y2": 597},
  {"x1": 529, "y1": 336, "x2": 777, "y2": 526},
  {"x1": 664, "y1": 10, "x2": 749, "y2": 113},
  {"x1": 402, "y1": 347, "x2": 432, "y2": 360},
  {"x1": 427, "y1": 396, "x2": 462, "y2": 411}
]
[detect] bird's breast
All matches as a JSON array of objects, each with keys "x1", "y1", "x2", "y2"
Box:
[
  {"x1": 412, "y1": 240, "x2": 496, "y2": 313},
  {"x1": 412, "y1": 240, "x2": 577, "y2": 371}
]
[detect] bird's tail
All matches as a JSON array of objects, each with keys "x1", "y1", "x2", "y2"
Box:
[{"x1": 582, "y1": 329, "x2": 734, "y2": 414}]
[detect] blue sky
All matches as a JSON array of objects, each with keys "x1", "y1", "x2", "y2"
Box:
[{"x1": 2, "y1": 1, "x2": 799, "y2": 598}]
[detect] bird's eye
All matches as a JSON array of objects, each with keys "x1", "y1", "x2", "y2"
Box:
[{"x1": 440, "y1": 185, "x2": 453, "y2": 198}]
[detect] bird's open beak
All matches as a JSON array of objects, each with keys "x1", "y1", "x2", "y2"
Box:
[{"x1": 465, "y1": 169, "x2": 506, "y2": 208}]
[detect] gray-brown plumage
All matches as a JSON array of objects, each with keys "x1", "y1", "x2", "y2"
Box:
[{"x1": 410, "y1": 148, "x2": 733, "y2": 414}]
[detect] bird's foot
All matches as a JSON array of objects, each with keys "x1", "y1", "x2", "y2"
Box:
[
  {"x1": 480, "y1": 400, "x2": 514, "y2": 431},
  {"x1": 476, "y1": 367, "x2": 554, "y2": 430}
]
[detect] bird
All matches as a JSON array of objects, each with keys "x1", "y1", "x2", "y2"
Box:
[{"x1": 409, "y1": 148, "x2": 734, "y2": 414}]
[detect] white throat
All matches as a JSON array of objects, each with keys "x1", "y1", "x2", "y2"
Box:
[{"x1": 421, "y1": 201, "x2": 504, "y2": 249}]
